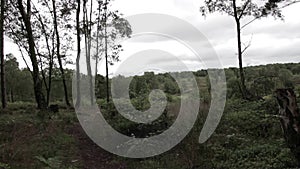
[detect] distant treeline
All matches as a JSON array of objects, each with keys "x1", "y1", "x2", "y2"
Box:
[{"x1": 2, "y1": 55, "x2": 300, "y2": 104}]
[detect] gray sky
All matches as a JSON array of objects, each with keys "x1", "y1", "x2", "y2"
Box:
[
  {"x1": 100, "y1": 0, "x2": 300, "y2": 76},
  {"x1": 4, "y1": 0, "x2": 300, "y2": 76}
]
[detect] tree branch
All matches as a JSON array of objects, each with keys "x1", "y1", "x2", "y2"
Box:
[
  {"x1": 241, "y1": 17, "x2": 258, "y2": 30},
  {"x1": 238, "y1": 0, "x2": 250, "y2": 20},
  {"x1": 241, "y1": 34, "x2": 253, "y2": 54},
  {"x1": 280, "y1": 0, "x2": 300, "y2": 9}
]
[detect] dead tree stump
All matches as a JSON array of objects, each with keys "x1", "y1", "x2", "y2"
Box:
[{"x1": 275, "y1": 89, "x2": 300, "y2": 166}]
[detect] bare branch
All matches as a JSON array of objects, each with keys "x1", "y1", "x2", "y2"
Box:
[
  {"x1": 241, "y1": 34, "x2": 253, "y2": 54},
  {"x1": 241, "y1": 17, "x2": 259, "y2": 30},
  {"x1": 280, "y1": 0, "x2": 300, "y2": 9},
  {"x1": 17, "y1": 43, "x2": 33, "y2": 76}
]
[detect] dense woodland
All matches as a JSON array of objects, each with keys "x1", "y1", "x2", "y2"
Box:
[{"x1": 0, "y1": 0, "x2": 300, "y2": 168}]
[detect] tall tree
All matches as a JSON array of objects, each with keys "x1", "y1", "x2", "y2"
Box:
[
  {"x1": 5, "y1": 54, "x2": 19, "y2": 102},
  {"x1": 79, "y1": 0, "x2": 131, "y2": 105},
  {"x1": 95, "y1": 0, "x2": 131, "y2": 103},
  {"x1": 104, "y1": 0, "x2": 109, "y2": 103},
  {"x1": 83, "y1": 0, "x2": 95, "y2": 105},
  {"x1": 52, "y1": 0, "x2": 71, "y2": 107},
  {"x1": 17, "y1": 0, "x2": 46, "y2": 109},
  {"x1": 75, "y1": 0, "x2": 81, "y2": 108},
  {"x1": 0, "y1": 0, "x2": 6, "y2": 108},
  {"x1": 31, "y1": 1, "x2": 55, "y2": 106},
  {"x1": 200, "y1": 0, "x2": 299, "y2": 99}
]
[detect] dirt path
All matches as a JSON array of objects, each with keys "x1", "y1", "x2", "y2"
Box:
[{"x1": 68, "y1": 123, "x2": 126, "y2": 169}]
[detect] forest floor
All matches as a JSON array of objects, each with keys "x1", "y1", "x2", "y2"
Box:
[{"x1": 67, "y1": 123, "x2": 125, "y2": 169}]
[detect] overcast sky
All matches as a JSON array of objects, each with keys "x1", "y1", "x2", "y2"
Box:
[{"x1": 4, "y1": 0, "x2": 300, "y2": 76}]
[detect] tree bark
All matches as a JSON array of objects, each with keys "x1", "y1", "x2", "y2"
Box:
[
  {"x1": 52, "y1": 0, "x2": 70, "y2": 107},
  {"x1": 17, "y1": 0, "x2": 46, "y2": 110},
  {"x1": 276, "y1": 89, "x2": 300, "y2": 167},
  {"x1": 75, "y1": 0, "x2": 81, "y2": 108},
  {"x1": 0, "y1": 0, "x2": 7, "y2": 109}
]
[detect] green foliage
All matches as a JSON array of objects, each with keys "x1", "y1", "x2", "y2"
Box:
[
  {"x1": 194, "y1": 70, "x2": 208, "y2": 77},
  {"x1": 164, "y1": 78, "x2": 180, "y2": 95},
  {"x1": 0, "y1": 108, "x2": 79, "y2": 169},
  {"x1": 210, "y1": 141, "x2": 296, "y2": 169},
  {"x1": 278, "y1": 68, "x2": 294, "y2": 88},
  {"x1": 1, "y1": 62, "x2": 300, "y2": 168},
  {"x1": 226, "y1": 77, "x2": 242, "y2": 98},
  {"x1": 291, "y1": 64, "x2": 300, "y2": 75},
  {"x1": 35, "y1": 156, "x2": 62, "y2": 169},
  {"x1": 0, "y1": 162, "x2": 10, "y2": 169},
  {"x1": 249, "y1": 76, "x2": 275, "y2": 97}
]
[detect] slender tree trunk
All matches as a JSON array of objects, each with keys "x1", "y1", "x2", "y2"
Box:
[
  {"x1": 46, "y1": 31, "x2": 55, "y2": 105},
  {"x1": 276, "y1": 89, "x2": 300, "y2": 167},
  {"x1": 35, "y1": 11, "x2": 54, "y2": 105},
  {"x1": 38, "y1": 53, "x2": 49, "y2": 103},
  {"x1": 52, "y1": 0, "x2": 70, "y2": 107},
  {"x1": 95, "y1": 1, "x2": 102, "y2": 77},
  {"x1": 233, "y1": 0, "x2": 248, "y2": 99},
  {"x1": 17, "y1": 0, "x2": 46, "y2": 110},
  {"x1": 104, "y1": 0, "x2": 109, "y2": 104},
  {"x1": 83, "y1": 0, "x2": 94, "y2": 105},
  {"x1": 75, "y1": 0, "x2": 81, "y2": 108},
  {"x1": 0, "y1": 0, "x2": 7, "y2": 109},
  {"x1": 88, "y1": 0, "x2": 94, "y2": 105}
]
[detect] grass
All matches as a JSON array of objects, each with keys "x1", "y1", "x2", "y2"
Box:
[
  {"x1": 0, "y1": 93, "x2": 300, "y2": 168},
  {"x1": 0, "y1": 103, "x2": 80, "y2": 169}
]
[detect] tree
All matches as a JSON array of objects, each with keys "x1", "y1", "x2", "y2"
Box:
[
  {"x1": 104, "y1": 0, "x2": 109, "y2": 103},
  {"x1": 82, "y1": 0, "x2": 95, "y2": 105},
  {"x1": 75, "y1": 0, "x2": 81, "y2": 108},
  {"x1": 5, "y1": 54, "x2": 19, "y2": 102},
  {"x1": 5, "y1": 0, "x2": 75, "y2": 107},
  {"x1": 200, "y1": 0, "x2": 299, "y2": 99},
  {"x1": 52, "y1": 0, "x2": 71, "y2": 107},
  {"x1": 0, "y1": 0, "x2": 6, "y2": 108},
  {"x1": 78, "y1": 0, "x2": 131, "y2": 105},
  {"x1": 30, "y1": 1, "x2": 55, "y2": 106},
  {"x1": 291, "y1": 65, "x2": 300, "y2": 75},
  {"x1": 16, "y1": 69, "x2": 34, "y2": 101},
  {"x1": 93, "y1": 0, "x2": 131, "y2": 103},
  {"x1": 278, "y1": 68, "x2": 294, "y2": 88},
  {"x1": 16, "y1": 0, "x2": 47, "y2": 109}
]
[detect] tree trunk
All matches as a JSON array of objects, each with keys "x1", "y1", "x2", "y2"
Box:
[
  {"x1": 75, "y1": 0, "x2": 81, "y2": 108},
  {"x1": 94, "y1": 1, "x2": 102, "y2": 77},
  {"x1": 88, "y1": 0, "x2": 94, "y2": 105},
  {"x1": 52, "y1": 0, "x2": 70, "y2": 107},
  {"x1": 104, "y1": 0, "x2": 109, "y2": 104},
  {"x1": 276, "y1": 89, "x2": 300, "y2": 167},
  {"x1": 233, "y1": 0, "x2": 248, "y2": 99},
  {"x1": 0, "y1": 0, "x2": 7, "y2": 109},
  {"x1": 38, "y1": 52, "x2": 50, "y2": 105},
  {"x1": 35, "y1": 11, "x2": 54, "y2": 106},
  {"x1": 17, "y1": 0, "x2": 46, "y2": 110},
  {"x1": 83, "y1": 0, "x2": 94, "y2": 106}
]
